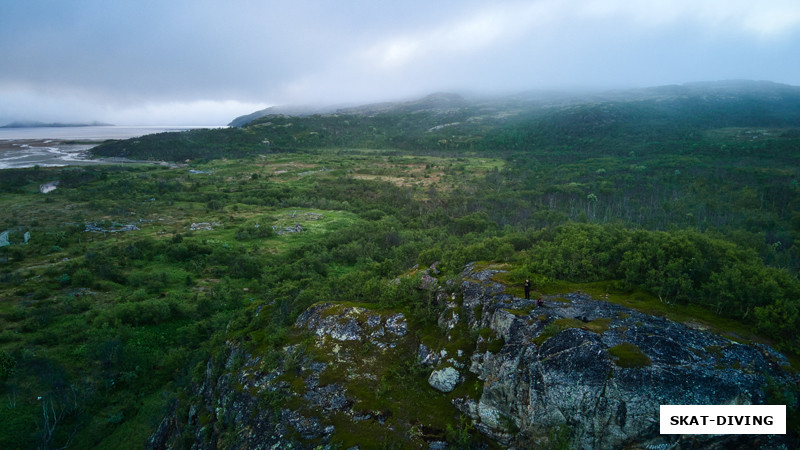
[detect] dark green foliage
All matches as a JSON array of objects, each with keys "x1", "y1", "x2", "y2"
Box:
[
  {"x1": 0, "y1": 350, "x2": 15, "y2": 381},
  {"x1": 71, "y1": 268, "x2": 94, "y2": 287},
  {"x1": 94, "y1": 298, "x2": 182, "y2": 327},
  {"x1": 765, "y1": 376, "x2": 800, "y2": 436},
  {"x1": 92, "y1": 128, "x2": 273, "y2": 161},
  {"x1": 445, "y1": 415, "x2": 477, "y2": 447}
]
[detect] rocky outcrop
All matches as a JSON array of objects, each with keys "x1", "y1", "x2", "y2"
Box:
[
  {"x1": 455, "y1": 263, "x2": 797, "y2": 449},
  {"x1": 149, "y1": 263, "x2": 798, "y2": 449},
  {"x1": 149, "y1": 303, "x2": 415, "y2": 449}
]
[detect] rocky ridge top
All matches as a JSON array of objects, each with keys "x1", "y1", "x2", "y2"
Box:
[{"x1": 450, "y1": 263, "x2": 795, "y2": 448}]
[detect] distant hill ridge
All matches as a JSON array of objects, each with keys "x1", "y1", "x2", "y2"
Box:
[
  {"x1": 227, "y1": 92, "x2": 470, "y2": 127},
  {"x1": 229, "y1": 80, "x2": 800, "y2": 127},
  {"x1": 93, "y1": 80, "x2": 800, "y2": 162},
  {"x1": 1, "y1": 120, "x2": 114, "y2": 128}
]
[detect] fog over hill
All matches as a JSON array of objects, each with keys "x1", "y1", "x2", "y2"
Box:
[
  {"x1": 4, "y1": 1, "x2": 800, "y2": 126},
  {"x1": 229, "y1": 80, "x2": 800, "y2": 127}
]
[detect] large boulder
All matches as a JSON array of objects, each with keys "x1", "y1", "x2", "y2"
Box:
[
  {"x1": 457, "y1": 264, "x2": 798, "y2": 449},
  {"x1": 428, "y1": 366, "x2": 462, "y2": 392}
]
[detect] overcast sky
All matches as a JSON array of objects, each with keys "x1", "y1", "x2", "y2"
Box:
[{"x1": 2, "y1": 0, "x2": 799, "y2": 125}]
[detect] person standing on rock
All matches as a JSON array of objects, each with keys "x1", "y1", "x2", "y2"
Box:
[{"x1": 524, "y1": 279, "x2": 531, "y2": 300}]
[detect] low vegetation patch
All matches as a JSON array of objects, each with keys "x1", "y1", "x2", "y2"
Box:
[{"x1": 609, "y1": 342, "x2": 652, "y2": 368}]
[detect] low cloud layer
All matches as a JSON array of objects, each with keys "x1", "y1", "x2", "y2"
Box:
[{"x1": 2, "y1": 0, "x2": 799, "y2": 125}]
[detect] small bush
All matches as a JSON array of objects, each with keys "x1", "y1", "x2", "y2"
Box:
[
  {"x1": 32, "y1": 287, "x2": 52, "y2": 300},
  {"x1": 0, "y1": 350, "x2": 15, "y2": 381},
  {"x1": 95, "y1": 298, "x2": 177, "y2": 327},
  {"x1": 71, "y1": 268, "x2": 94, "y2": 287},
  {"x1": 57, "y1": 273, "x2": 71, "y2": 286}
]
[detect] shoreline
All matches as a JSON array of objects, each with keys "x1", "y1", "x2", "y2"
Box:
[{"x1": 0, "y1": 138, "x2": 168, "y2": 169}]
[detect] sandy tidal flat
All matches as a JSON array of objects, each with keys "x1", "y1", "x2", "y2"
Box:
[{"x1": 0, "y1": 139, "x2": 104, "y2": 169}]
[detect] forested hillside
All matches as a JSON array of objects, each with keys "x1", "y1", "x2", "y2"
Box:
[{"x1": 2, "y1": 81, "x2": 800, "y2": 447}]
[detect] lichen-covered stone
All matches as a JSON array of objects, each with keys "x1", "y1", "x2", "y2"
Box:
[
  {"x1": 385, "y1": 313, "x2": 407, "y2": 336},
  {"x1": 428, "y1": 366, "x2": 462, "y2": 392},
  {"x1": 418, "y1": 343, "x2": 439, "y2": 366}
]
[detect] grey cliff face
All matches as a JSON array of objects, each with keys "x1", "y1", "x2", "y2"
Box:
[
  {"x1": 453, "y1": 263, "x2": 796, "y2": 449},
  {"x1": 149, "y1": 264, "x2": 798, "y2": 449}
]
